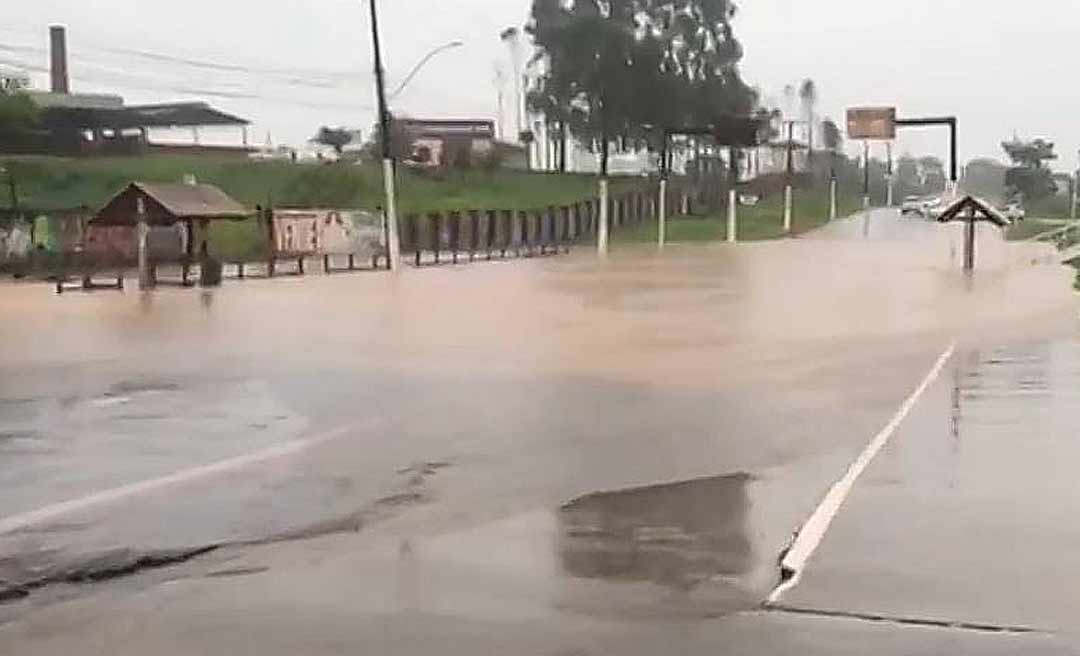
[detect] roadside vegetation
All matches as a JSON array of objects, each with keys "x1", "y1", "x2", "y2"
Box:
[
  {"x1": 1004, "y1": 218, "x2": 1071, "y2": 241},
  {"x1": 613, "y1": 190, "x2": 863, "y2": 243},
  {"x1": 1, "y1": 155, "x2": 643, "y2": 214}
]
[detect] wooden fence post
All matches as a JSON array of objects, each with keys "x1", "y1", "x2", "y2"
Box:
[
  {"x1": 433, "y1": 212, "x2": 443, "y2": 264},
  {"x1": 450, "y1": 211, "x2": 462, "y2": 264}
]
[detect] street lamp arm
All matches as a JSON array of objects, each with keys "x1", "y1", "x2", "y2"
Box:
[{"x1": 388, "y1": 41, "x2": 464, "y2": 100}]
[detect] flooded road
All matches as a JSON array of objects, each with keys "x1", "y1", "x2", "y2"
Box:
[
  {"x1": 784, "y1": 338, "x2": 1080, "y2": 634},
  {"x1": 2, "y1": 210, "x2": 1080, "y2": 652}
]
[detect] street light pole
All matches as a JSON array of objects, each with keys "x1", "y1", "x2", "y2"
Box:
[
  {"x1": 388, "y1": 41, "x2": 464, "y2": 100},
  {"x1": 368, "y1": 0, "x2": 400, "y2": 271}
]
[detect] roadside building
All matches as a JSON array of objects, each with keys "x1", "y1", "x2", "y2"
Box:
[
  {"x1": 5, "y1": 26, "x2": 252, "y2": 156},
  {"x1": 399, "y1": 119, "x2": 496, "y2": 167}
]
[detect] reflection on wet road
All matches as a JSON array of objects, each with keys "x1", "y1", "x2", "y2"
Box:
[
  {"x1": 786, "y1": 338, "x2": 1080, "y2": 634},
  {"x1": 559, "y1": 474, "x2": 753, "y2": 590}
]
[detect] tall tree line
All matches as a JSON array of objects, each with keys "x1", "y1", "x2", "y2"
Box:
[{"x1": 526, "y1": 0, "x2": 757, "y2": 176}]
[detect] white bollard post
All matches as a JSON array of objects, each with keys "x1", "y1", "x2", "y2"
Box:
[
  {"x1": 886, "y1": 175, "x2": 894, "y2": 207},
  {"x1": 381, "y1": 158, "x2": 401, "y2": 271},
  {"x1": 783, "y1": 184, "x2": 793, "y2": 233},
  {"x1": 658, "y1": 178, "x2": 667, "y2": 249},
  {"x1": 862, "y1": 195, "x2": 871, "y2": 210},
  {"x1": 829, "y1": 178, "x2": 838, "y2": 221},
  {"x1": 597, "y1": 178, "x2": 609, "y2": 256},
  {"x1": 1071, "y1": 174, "x2": 1077, "y2": 221},
  {"x1": 727, "y1": 189, "x2": 737, "y2": 243}
]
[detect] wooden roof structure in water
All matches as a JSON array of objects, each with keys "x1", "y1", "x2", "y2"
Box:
[
  {"x1": 936, "y1": 195, "x2": 1011, "y2": 227},
  {"x1": 92, "y1": 181, "x2": 251, "y2": 226}
]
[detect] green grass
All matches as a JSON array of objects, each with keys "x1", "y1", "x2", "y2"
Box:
[
  {"x1": 207, "y1": 218, "x2": 269, "y2": 260},
  {"x1": 1004, "y1": 218, "x2": 1069, "y2": 242},
  {"x1": 613, "y1": 190, "x2": 863, "y2": 244},
  {"x1": 1027, "y1": 195, "x2": 1073, "y2": 220},
  {"x1": 1, "y1": 155, "x2": 642, "y2": 214}
]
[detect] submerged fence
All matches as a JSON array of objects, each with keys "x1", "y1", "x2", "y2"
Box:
[
  {"x1": 398, "y1": 185, "x2": 683, "y2": 264},
  {"x1": 8, "y1": 180, "x2": 708, "y2": 292}
]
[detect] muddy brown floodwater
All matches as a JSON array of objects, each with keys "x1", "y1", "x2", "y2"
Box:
[{"x1": 0, "y1": 211, "x2": 1078, "y2": 653}]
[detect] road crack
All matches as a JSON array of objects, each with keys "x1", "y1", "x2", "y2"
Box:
[
  {"x1": 764, "y1": 603, "x2": 1044, "y2": 635},
  {"x1": 0, "y1": 459, "x2": 452, "y2": 607}
]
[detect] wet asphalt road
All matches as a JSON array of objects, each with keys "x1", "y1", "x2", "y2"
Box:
[{"x1": 2, "y1": 209, "x2": 1080, "y2": 653}]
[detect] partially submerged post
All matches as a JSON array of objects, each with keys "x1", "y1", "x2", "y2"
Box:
[
  {"x1": 727, "y1": 189, "x2": 737, "y2": 243},
  {"x1": 658, "y1": 130, "x2": 668, "y2": 249},
  {"x1": 136, "y1": 197, "x2": 150, "y2": 290},
  {"x1": 1071, "y1": 172, "x2": 1078, "y2": 221},
  {"x1": 783, "y1": 184, "x2": 793, "y2": 234},
  {"x1": 829, "y1": 175, "x2": 838, "y2": 221},
  {"x1": 784, "y1": 121, "x2": 794, "y2": 234},
  {"x1": 935, "y1": 195, "x2": 1011, "y2": 272}
]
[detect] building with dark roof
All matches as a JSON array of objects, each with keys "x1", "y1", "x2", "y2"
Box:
[{"x1": 5, "y1": 26, "x2": 253, "y2": 156}]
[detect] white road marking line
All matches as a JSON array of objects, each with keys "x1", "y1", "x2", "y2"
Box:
[
  {"x1": 0, "y1": 423, "x2": 366, "y2": 537},
  {"x1": 767, "y1": 341, "x2": 957, "y2": 605}
]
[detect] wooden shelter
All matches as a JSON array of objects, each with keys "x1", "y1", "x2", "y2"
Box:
[
  {"x1": 936, "y1": 195, "x2": 1011, "y2": 271},
  {"x1": 90, "y1": 181, "x2": 252, "y2": 261}
]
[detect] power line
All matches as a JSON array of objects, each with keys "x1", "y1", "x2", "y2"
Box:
[
  {"x1": 0, "y1": 41, "x2": 369, "y2": 92},
  {"x1": 0, "y1": 26, "x2": 372, "y2": 86},
  {"x1": 0, "y1": 53, "x2": 373, "y2": 112}
]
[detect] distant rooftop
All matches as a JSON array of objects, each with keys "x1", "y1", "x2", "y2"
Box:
[
  {"x1": 132, "y1": 181, "x2": 249, "y2": 218},
  {"x1": 39, "y1": 100, "x2": 250, "y2": 130},
  {"x1": 29, "y1": 91, "x2": 124, "y2": 110},
  {"x1": 400, "y1": 119, "x2": 496, "y2": 139}
]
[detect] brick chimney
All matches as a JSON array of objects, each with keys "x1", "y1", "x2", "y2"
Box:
[{"x1": 49, "y1": 25, "x2": 69, "y2": 94}]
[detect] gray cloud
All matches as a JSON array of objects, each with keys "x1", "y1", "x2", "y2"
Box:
[{"x1": 4, "y1": 0, "x2": 1075, "y2": 168}]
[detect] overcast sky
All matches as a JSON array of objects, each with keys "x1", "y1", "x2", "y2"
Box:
[{"x1": 4, "y1": 0, "x2": 1077, "y2": 169}]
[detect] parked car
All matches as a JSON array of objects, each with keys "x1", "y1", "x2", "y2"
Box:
[
  {"x1": 923, "y1": 197, "x2": 948, "y2": 221},
  {"x1": 1002, "y1": 202, "x2": 1026, "y2": 222},
  {"x1": 901, "y1": 195, "x2": 924, "y2": 216}
]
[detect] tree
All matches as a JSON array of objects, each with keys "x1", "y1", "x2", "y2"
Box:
[
  {"x1": 361, "y1": 117, "x2": 411, "y2": 161},
  {"x1": 0, "y1": 92, "x2": 42, "y2": 152},
  {"x1": 821, "y1": 117, "x2": 841, "y2": 177},
  {"x1": 798, "y1": 79, "x2": 817, "y2": 162},
  {"x1": 1002, "y1": 138, "x2": 1056, "y2": 169},
  {"x1": 963, "y1": 158, "x2": 1008, "y2": 203},
  {"x1": 1002, "y1": 138, "x2": 1056, "y2": 200},
  {"x1": 310, "y1": 126, "x2": 354, "y2": 156},
  {"x1": 821, "y1": 118, "x2": 841, "y2": 152},
  {"x1": 527, "y1": 0, "x2": 755, "y2": 176}
]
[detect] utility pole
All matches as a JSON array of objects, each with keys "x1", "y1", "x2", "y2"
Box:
[
  {"x1": 784, "y1": 121, "x2": 795, "y2": 233},
  {"x1": 658, "y1": 130, "x2": 668, "y2": 249},
  {"x1": 368, "y1": 0, "x2": 401, "y2": 271}
]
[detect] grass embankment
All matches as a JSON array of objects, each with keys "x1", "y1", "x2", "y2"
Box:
[
  {"x1": 1026, "y1": 195, "x2": 1073, "y2": 221},
  {"x1": 4, "y1": 156, "x2": 647, "y2": 261},
  {"x1": 1003, "y1": 218, "x2": 1072, "y2": 242},
  {"x1": 613, "y1": 190, "x2": 863, "y2": 244},
  {"x1": 2, "y1": 155, "x2": 640, "y2": 214}
]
